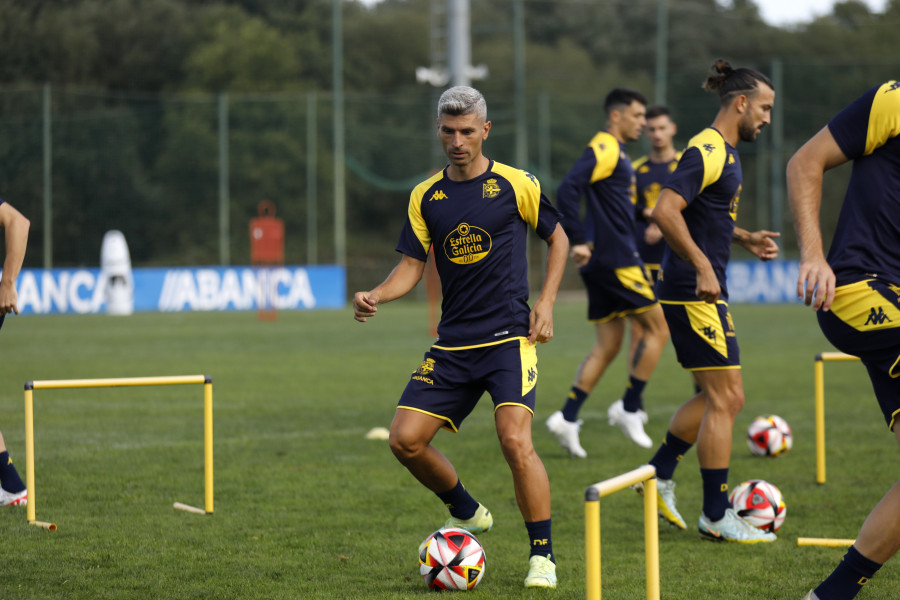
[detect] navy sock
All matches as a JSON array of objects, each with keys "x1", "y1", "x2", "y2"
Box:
[
  {"x1": 0, "y1": 451, "x2": 25, "y2": 493},
  {"x1": 525, "y1": 518, "x2": 554, "y2": 562},
  {"x1": 649, "y1": 432, "x2": 693, "y2": 480},
  {"x1": 622, "y1": 376, "x2": 647, "y2": 412},
  {"x1": 561, "y1": 386, "x2": 588, "y2": 422},
  {"x1": 814, "y1": 545, "x2": 882, "y2": 600},
  {"x1": 700, "y1": 468, "x2": 730, "y2": 522},
  {"x1": 436, "y1": 480, "x2": 479, "y2": 520}
]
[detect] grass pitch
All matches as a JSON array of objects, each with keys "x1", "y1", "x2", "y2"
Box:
[{"x1": 0, "y1": 300, "x2": 896, "y2": 599}]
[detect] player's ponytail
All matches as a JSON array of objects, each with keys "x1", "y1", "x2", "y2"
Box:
[{"x1": 703, "y1": 59, "x2": 773, "y2": 105}]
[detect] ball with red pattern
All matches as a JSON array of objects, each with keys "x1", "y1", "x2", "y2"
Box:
[
  {"x1": 729, "y1": 479, "x2": 786, "y2": 533},
  {"x1": 747, "y1": 414, "x2": 793, "y2": 457},
  {"x1": 418, "y1": 528, "x2": 486, "y2": 590}
]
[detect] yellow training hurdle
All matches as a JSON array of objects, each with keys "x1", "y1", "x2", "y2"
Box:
[
  {"x1": 814, "y1": 352, "x2": 861, "y2": 484},
  {"x1": 585, "y1": 464, "x2": 659, "y2": 600},
  {"x1": 24, "y1": 375, "x2": 214, "y2": 530}
]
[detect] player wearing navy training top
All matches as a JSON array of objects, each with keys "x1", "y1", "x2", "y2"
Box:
[
  {"x1": 546, "y1": 88, "x2": 669, "y2": 456},
  {"x1": 0, "y1": 199, "x2": 30, "y2": 507},
  {"x1": 633, "y1": 106, "x2": 681, "y2": 284},
  {"x1": 789, "y1": 81, "x2": 900, "y2": 600},
  {"x1": 353, "y1": 86, "x2": 568, "y2": 589},
  {"x1": 644, "y1": 61, "x2": 780, "y2": 544}
]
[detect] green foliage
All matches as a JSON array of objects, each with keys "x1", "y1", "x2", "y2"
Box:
[
  {"x1": 0, "y1": 0, "x2": 899, "y2": 269},
  {"x1": 0, "y1": 302, "x2": 897, "y2": 598}
]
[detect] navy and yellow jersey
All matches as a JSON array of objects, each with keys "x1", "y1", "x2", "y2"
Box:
[
  {"x1": 657, "y1": 128, "x2": 743, "y2": 302},
  {"x1": 556, "y1": 131, "x2": 641, "y2": 269},
  {"x1": 826, "y1": 81, "x2": 900, "y2": 286},
  {"x1": 632, "y1": 152, "x2": 681, "y2": 266},
  {"x1": 396, "y1": 160, "x2": 560, "y2": 348}
]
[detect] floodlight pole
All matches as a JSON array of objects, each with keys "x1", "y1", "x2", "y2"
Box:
[
  {"x1": 332, "y1": 0, "x2": 346, "y2": 267},
  {"x1": 654, "y1": 0, "x2": 669, "y2": 106}
]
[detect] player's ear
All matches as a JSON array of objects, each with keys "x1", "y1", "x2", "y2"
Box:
[{"x1": 482, "y1": 120, "x2": 491, "y2": 139}]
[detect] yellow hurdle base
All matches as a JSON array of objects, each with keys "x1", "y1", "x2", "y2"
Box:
[
  {"x1": 797, "y1": 537, "x2": 856, "y2": 548},
  {"x1": 28, "y1": 520, "x2": 58, "y2": 531}
]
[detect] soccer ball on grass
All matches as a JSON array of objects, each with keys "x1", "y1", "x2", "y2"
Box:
[
  {"x1": 729, "y1": 479, "x2": 786, "y2": 533},
  {"x1": 418, "y1": 527, "x2": 486, "y2": 590},
  {"x1": 747, "y1": 414, "x2": 793, "y2": 457}
]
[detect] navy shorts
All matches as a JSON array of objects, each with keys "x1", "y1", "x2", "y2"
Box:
[
  {"x1": 817, "y1": 278, "x2": 900, "y2": 430},
  {"x1": 398, "y1": 337, "x2": 538, "y2": 432},
  {"x1": 580, "y1": 263, "x2": 658, "y2": 322},
  {"x1": 661, "y1": 300, "x2": 740, "y2": 371}
]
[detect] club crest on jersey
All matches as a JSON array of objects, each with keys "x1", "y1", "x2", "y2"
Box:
[
  {"x1": 483, "y1": 178, "x2": 501, "y2": 198},
  {"x1": 443, "y1": 222, "x2": 492, "y2": 265},
  {"x1": 429, "y1": 190, "x2": 448, "y2": 201}
]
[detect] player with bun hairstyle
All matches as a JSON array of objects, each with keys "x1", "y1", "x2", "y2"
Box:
[{"x1": 638, "y1": 60, "x2": 781, "y2": 543}]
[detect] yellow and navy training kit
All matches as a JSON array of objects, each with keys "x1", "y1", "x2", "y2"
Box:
[
  {"x1": 399, "y1": 339, "x2": 538, "y2": 432},
  {"x1": 394, "y1": 160, "x2": 560, "y2": 430},
  {"x1": 557, "y1": 131, "x2": 643, "y2": 269},
  {"x1": 557, "y1": 131, "x2": 658, "y2": 321},
  {"x1": 816, "y1": 81, "x2": 900, "y2": 429},
  {"x1": 661, "y1": 301, "x2": 740, "y2": 371},
  {"x1": 632, "y1": 153, "x2": 681, "y2": 274},
  {"x1": 657, "y1": 128, "x2": 743, "y2": 370}
]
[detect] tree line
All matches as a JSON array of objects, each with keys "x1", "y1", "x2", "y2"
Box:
[{"x1": 0, "y1": 0, "x2": 898, "y2": 275}]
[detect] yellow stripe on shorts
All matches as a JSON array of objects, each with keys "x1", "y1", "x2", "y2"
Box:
[
  {"x1": 614, "y1": 265, "x2": 656, "y2": 301},
  {"x1": 830, "y1": 280, "x2": 900, "y2": 332}
]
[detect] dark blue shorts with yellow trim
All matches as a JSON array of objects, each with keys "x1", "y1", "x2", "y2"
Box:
[
  {"x1": 661, "y1": 300, "x2": 740, "y2": 370},
  {"x1": 580, "y1": 262, "x2": 658, "y2": 322},
  {"x1": 817, "y1": 278, "x2": 900, "y2": 430},
  {"x1": 398, "y1": 337, "x2": 538, "y2": 432}
]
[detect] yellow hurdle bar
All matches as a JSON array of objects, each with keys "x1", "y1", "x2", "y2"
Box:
[
  {"x1": 24, "y1": 375, "x2": 213, "y2": 529},
  {"x1": 814, "y1": 352, "x2": 861, "y2": 484},
  {"x1": 585, "y1": 464, "x2": 659, "y2": 600},
  {"x1": 798, "y1": 537, "x2": 856, "y2": 548}
]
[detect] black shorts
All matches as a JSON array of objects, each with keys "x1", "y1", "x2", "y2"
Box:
[
  {"x1": 817, "y1": 278, "x2": 900, "y2": 430},
  {"x1": 661, "y1": 300, "x2": 740, "y2": 371},
  {"x1": 580, "y1": 263, "x2": 658, "y2": 322},
  {"x1": 398, "y1": 337, "x2": 538, "y2": 432}
]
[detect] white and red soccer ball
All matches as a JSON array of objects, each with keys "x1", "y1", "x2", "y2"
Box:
[
  {"x1": 729, "y1": 479, "x2": 786, "y2": 533},
  {"x1": 418, "y1": 528, "x2": 486, "y2": 590},
  {"x1": 747, "y1": 414, "x2": 793, "y2": 457}
]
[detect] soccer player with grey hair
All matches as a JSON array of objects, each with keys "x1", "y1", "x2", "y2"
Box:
[{"x1": 354, "y1": 86, "x2": 568, "y2": 588}]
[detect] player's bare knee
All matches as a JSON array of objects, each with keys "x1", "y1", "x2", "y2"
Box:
[{"x1": 389, "y1": 430, "x2": 426, "y2": 463}]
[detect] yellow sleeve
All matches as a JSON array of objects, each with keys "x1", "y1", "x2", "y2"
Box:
[
  {"x1": 407, "y1": 175, "x2": 442, "y2": 254},
  {"x1": 687, "y1": 129, "x2": 727, "y2": 192},
  {"x1": 588, "y1": 131, "x2": 621, "y2": 184},
  {"x1": 492, "y1": 162, "x2": 542, "y2": 230},
  {"x1": 865, "y1": 81, "x2": 900, "y2": 155}
]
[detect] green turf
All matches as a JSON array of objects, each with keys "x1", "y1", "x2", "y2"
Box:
[{"x1": 0, "y1": 300, "x2": 895, "y2": 599}]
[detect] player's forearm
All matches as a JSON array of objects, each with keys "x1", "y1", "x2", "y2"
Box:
[
  {"x1": 536, "y1": 224, "x2": 569, "y2": 306},
  {"x1": 653, "y1": 203, "x2": 710, "y2": 273},
  {"x1": 786, "y1": 153, "x2": 827, "y2": 262},
  {"x1": 367, "y1": 255, "x2": 426, "y2": 305},
  {"x1": 0, "y1": 210, "x2": 29, "y2": 287}
]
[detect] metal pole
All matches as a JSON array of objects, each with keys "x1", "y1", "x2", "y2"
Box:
[
  {"x1": 769, "y1": 58, "x2": 784, "y2": 234},
  {"x1": 333, "y1": 0, "x2": 346, "y2": 267},
  {"x1": 447, "y1": 0, "x2": 471, "y2": 86},
  {"x1": 306, "y1": 91, "x2": 318, "y2": 265},
  {"x1": 513, "y1": 0, "x2": 527, "y2": 169},
  {"x1": 42, "y1": 83, "x2": 52, "y2": 269},
  {"x1": 654, "y1": 0, "x2": 669, "y2": 106},
  {"x1": 218, "y1": 93, "x2": 230, "y2": 266}
]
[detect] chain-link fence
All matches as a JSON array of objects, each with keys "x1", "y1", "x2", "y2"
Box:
[{"x1": 1, "y1": 59, "x2": 897, "y2": 297}]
